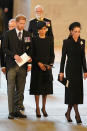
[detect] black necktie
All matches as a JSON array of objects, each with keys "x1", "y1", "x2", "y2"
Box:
[{"x1": 18, "y1": 32, "x2": 22, "y2": 40}]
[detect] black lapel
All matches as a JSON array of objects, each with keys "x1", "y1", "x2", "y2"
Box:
[
  {"x1": 22, "y1": 30, "x2": 25, "y2": 42},
  {"x1": 13, "y1": 28, "x2": 18, "y2": 40},
  {"x1": 12, "y1": 29, "x2": 19, "y2": 50}
]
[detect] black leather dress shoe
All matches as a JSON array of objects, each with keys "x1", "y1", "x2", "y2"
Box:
[
  {"x1": 8, "y1": 113, "x2": 15, "y2": 119},
  {"x1": 14, "y1": 111, "x2": 27, "y2": 118}
]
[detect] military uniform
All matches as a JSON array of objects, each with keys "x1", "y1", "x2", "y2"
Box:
[{"x1": 28, "y1": 18, "x2": 54, "y2": 39}]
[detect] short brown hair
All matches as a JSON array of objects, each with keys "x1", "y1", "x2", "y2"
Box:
[{"x1": 15, "y1": 14, "x2": 26, "y2": 22}]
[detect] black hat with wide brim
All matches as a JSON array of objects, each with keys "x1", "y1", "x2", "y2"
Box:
[{"x1": 37, "y1": 21, "x2": 47, "y2": 30}]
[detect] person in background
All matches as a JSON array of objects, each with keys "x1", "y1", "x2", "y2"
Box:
[
  {"x1": 30, "y1": 21, "x2": 55, "y2": 118},
  {"x1": 28, "y1": 4, "x2": 54, "y2": 40},
  {"x1": 59, "y1": 22, "x2": 87, "y2": 124},
  {"x1": 8, "y1": 19, "x2": 16, "y2": 30},
  {"x1": 0, "y1": 0, "x2": 14, "y2": 32}
]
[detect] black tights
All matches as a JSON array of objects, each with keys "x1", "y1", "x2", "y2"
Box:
[
  {"x1": 73, "y1": 104, "x2": 80, "y2": 118},
  {"x1": 67, "y1": 105, "x2": 72, "y2": 115},
  {"x1": 67, "y1": 104, "x2": 80, "y2": 118}
]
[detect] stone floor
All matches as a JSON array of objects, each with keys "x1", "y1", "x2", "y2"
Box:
[{"x1": 0, "y1": 62, "x2": 87, "y2": 131}]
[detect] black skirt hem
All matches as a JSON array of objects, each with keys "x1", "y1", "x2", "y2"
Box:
[
  {"x1": 30, "y1": 93, "x2": 53, "y2": 95},
  {"x1": 65, "y1": 103, "x2": 83, "y2": 105}
]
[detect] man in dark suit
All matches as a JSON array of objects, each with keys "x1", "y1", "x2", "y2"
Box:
[
  {"x1": 2, "y1": 14, "x2": 32, "y2": 119},
  {"x1": 28, "y1": 5, "x2": 54, "y2": 39},
  {"x1": 1, "y1": 18, "x2": 29, "y2": 111},
  {"x1": 0, "y1": 0, "x2": 13, "y2": 32}
]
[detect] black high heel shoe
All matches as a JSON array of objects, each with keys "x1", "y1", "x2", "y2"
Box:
[
  {"x1": 65, "y1": 112, "x2": 72, "y2": 122},
  {"x1": 75, "y1": 116, "x2": 82, "y2": 124},
  {"x1": 41, "y1": 108, "x2": 48, "y2": 117},
  {"x1": 36, "y1": 109, "x2": 41, "y2": 118}
]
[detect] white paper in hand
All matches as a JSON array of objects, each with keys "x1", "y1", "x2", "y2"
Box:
[{"x1": 15, "y1": 53, "x2": 31, "y2": 67}]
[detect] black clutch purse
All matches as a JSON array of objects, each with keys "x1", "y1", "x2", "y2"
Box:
[{"x1": 58, "y1": 74, "x2": 69, "y2": 88}]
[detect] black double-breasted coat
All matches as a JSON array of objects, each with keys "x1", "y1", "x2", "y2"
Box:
[{"x1": 60, "y1": 37, "x2": 87, "y2": 104}]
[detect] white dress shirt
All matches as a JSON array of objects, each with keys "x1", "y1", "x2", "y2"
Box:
[{"x1": 16, "y1": 28, "x2": 23, "y2": 40}]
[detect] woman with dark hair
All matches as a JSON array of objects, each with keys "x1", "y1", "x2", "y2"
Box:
[
  {"x1": 59, "y1": 22, "x2": 87, "y2": 124},
  {"x1": 30, "y1": 21, "x2": 55, "y2": 118},
  {"x1": 68, "y1": 22, "x2": 81, "y2": 39}
]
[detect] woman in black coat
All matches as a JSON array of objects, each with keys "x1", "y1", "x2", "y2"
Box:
[
  {"x1": 59, "y1": 22, "x2": 87, "y2": 124},
  {"x1": 30, "y1": 21, "x2": 55, "y2": 118}
]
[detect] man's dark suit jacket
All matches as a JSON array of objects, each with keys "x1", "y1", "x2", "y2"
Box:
[
  {"x1": 28, "y1": 18, "x2": 54, "y2": 39},
  {"x1": 2, "y1": 29, "x2": 32, "y2": 71},
  {"x1": 0, "y1": 35, "x2": 5, "y2": 67}
]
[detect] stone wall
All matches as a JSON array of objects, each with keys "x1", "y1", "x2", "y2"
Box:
[{"x1": 13, "y1": 0, "x2": 30, "y2": 29}]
